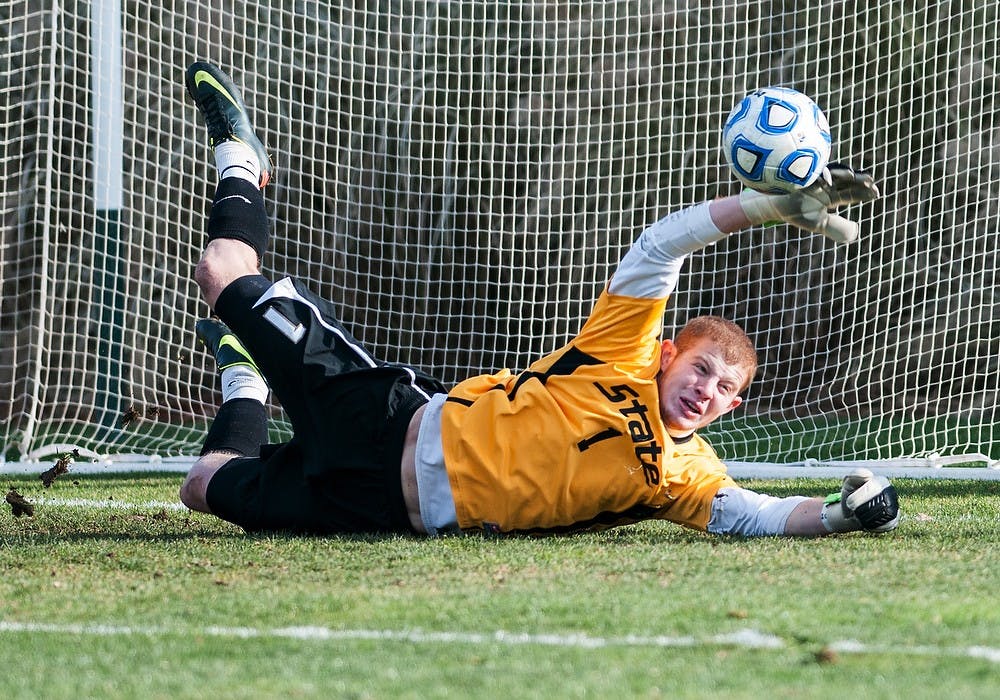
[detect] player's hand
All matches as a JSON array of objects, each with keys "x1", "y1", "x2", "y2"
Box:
[
  {"x1": 739, "y1": 164, "x2": 880, "y2": 243},
  {"x1": 821, "y1": 467, "x2": 900, "y2": 534}
]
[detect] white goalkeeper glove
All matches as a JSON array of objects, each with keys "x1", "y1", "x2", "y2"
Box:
[
  {"x1": 739, "y1": 164, "x2": 880, "y2": 244},
  {"x1": 820, "y1": 468, "x2": 900, "y2": 534}
]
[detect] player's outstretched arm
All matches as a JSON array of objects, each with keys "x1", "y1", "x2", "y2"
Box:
[
  {"x1": 607, "y1": 163, "x2": 877, "y2": 299},
  {"x1": 709, "y1": 469, "x2": 900, "y2": 537},
  {"x1": 739, "y1": 163, "x2": 880, "y2": 243},
  {"x1": 783, "y1": 468, "x2": 900, "y2": 535}
]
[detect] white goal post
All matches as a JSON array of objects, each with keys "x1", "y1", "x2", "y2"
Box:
[{"x1": 2, "y1": 1, "x2": 998, "y2": 478}]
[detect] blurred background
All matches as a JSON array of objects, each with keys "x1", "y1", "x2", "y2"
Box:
[{"x1": 2, "y1": 1, "x2": 997, "y2": 467}]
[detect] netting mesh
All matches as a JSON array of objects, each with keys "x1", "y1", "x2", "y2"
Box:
[{"x1": 2, "y1": 1, "x2": 998, "y2": 465}]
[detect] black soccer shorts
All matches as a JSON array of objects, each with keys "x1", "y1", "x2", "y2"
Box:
[{"x1": 204, "y1": 274, "x2": 445, "y2": 535}]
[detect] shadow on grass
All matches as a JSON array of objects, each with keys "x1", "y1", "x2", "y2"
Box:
[
  {"x1": 0, "y1": 529, "x2": 435, "y2": 548},
  {"x1": 0, "y1": 530, "x2": 238, "y2": 545}
]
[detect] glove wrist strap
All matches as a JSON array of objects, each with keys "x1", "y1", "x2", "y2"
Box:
[
  {"x1": 738, "y1": 189, "x2": 783, "y2": 226},
  {"x1": 820, "y1": 499, "x2": 861, "y2": 533}
]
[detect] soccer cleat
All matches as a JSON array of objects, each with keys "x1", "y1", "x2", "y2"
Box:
[
  {"x1": 196, "y1": 318, "x2": 262, "y2": 375},
  {"x1": 185, "y1": 61, "x2": 273, "y2": 188}
]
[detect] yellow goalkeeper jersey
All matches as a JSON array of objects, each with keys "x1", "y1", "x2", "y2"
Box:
[{"x1": 440, "y1": 289, "x2": 737, "y2": 535}]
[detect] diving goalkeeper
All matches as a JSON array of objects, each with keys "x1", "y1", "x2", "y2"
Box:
[{"x1": 179, "y1": 62, "x2": 899, "y2": 538}]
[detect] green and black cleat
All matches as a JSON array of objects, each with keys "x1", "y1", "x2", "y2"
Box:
[
  {"x1": 195, "y1": 318, "x2": 262, "y2": 375},
  {"x1": 185, "y1": 61, "x2": 273, "y2": 188}
]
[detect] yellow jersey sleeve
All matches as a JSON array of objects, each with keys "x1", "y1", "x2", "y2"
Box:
[
  {"x1": 569, "y1": 289, "x2": 667, "y2": 374},
  {"x1": 653, "y1": 434, "x2": 737, "y2": 531}
]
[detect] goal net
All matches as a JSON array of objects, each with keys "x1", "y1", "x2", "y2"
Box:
[{"x1": 3, "y1": 1, "x2": 998, "y2": 475}]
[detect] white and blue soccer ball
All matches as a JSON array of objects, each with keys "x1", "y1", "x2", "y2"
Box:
[{"x1": 722, "y1": 87, "x2": 832, "y2": 193}]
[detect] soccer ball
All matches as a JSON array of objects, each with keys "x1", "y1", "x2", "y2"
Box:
[{"x1": 722, "y1": 87, "x2": 832, "y2": 193}]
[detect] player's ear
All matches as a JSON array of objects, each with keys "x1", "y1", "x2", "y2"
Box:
[{"x1": 659, "y1": 339, "x2": 678, "y2": 372}]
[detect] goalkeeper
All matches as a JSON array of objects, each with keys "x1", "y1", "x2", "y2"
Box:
[{"x1": 179, "y1": 62, "x2": 899, "y2": 538}]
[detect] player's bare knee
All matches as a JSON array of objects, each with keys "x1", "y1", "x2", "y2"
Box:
[
  {"x1": 194, "y1": 256, "x2": 223, "y2": 308},
  {"x1": 195, "y1": 240, "x2": 259, "y2": 307},
  {"x1": 180, "y1": 463, "x2": 216, "y2": 513},
  {"x1": 194, "y1": 251, "x2": 232, "y2": 307}
]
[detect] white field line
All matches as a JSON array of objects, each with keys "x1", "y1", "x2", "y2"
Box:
[
  {"x1": 829, "y1": 639, "x2": 1000, "y2": 664},
  {"x1": 0, "y1": 620, "x2": 997, "y2": 663},
  {"x1": 32, "y1": 496, "x2": 188, "y2": 511},
  {"x1": 0, "y1": 620, "x2": 776, "y2": 649}
]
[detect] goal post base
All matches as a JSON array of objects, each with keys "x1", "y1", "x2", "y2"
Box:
[{"x1": 726, "y1": 461, "x2": 1000, "y2": 481}]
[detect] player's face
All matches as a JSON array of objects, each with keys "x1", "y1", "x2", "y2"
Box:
[{"x1": 656, "y1": 338, "x2": 746, "y2": 435}]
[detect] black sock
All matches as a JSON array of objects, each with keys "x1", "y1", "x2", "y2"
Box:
[
  {"x1": 207, "y1": 178, "x2": 270, "y2": 258},
  {"x1": 200, "y1": 398, "x2": 269, "y2": 457}
]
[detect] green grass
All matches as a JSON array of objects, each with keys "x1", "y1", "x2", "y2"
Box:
[{"x1": 1, "y1": 474, "x2": 998, "y2": 699}]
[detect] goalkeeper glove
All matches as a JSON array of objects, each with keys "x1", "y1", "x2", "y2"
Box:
[
  {"x1": 820, "y1": 468, "x2": 900, "y2": 534},
  {"x1": 739, "y1": 163, "x2": 880, "y2": 243}
]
